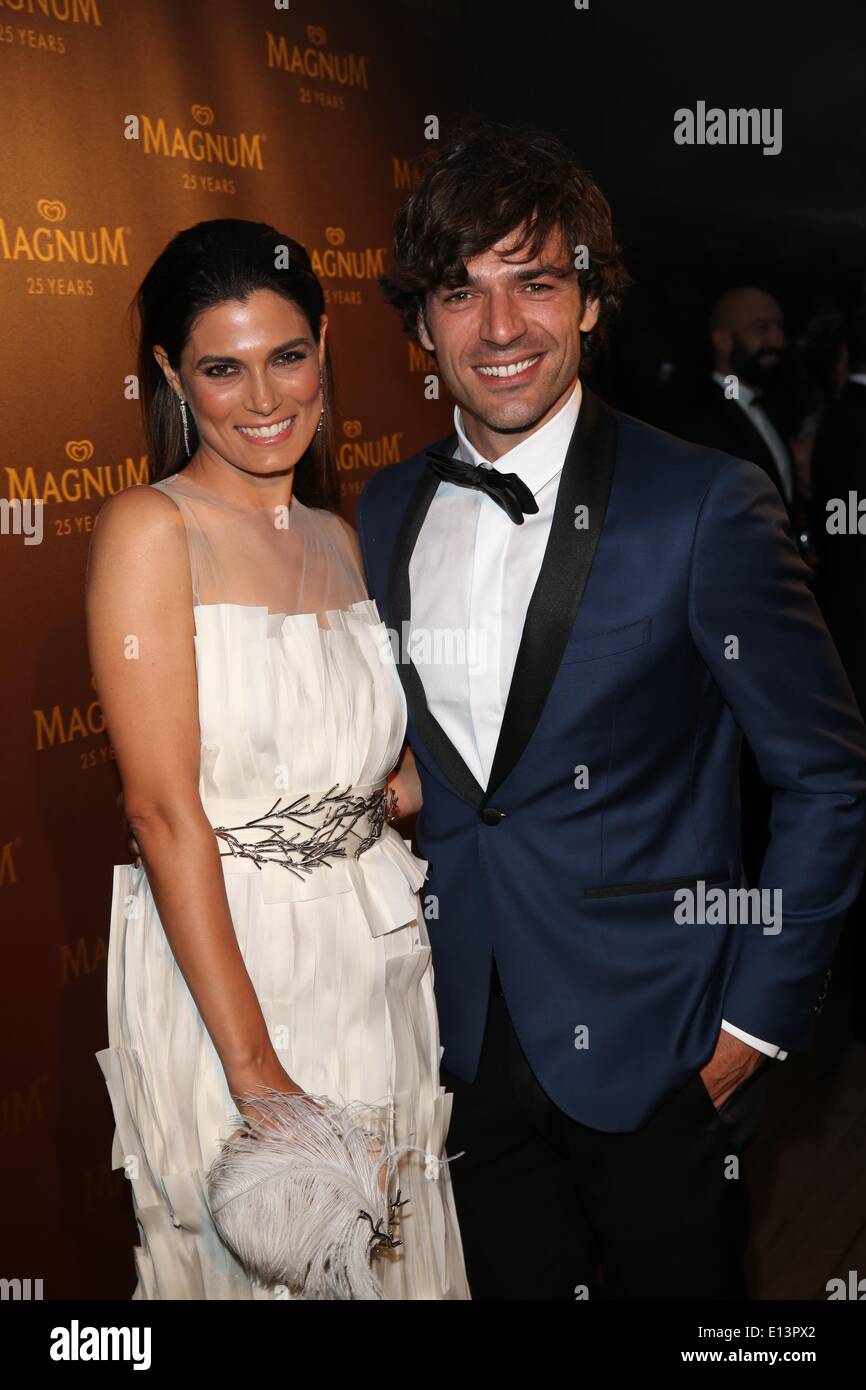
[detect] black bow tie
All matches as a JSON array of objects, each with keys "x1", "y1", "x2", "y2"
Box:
[{"x1": 425, "y1": 449, "x2": 540, "y2": 525}]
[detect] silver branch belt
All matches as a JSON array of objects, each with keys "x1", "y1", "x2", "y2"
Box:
[{"x1": 212, "y1": 783, "x2": 397, "y2": 882}]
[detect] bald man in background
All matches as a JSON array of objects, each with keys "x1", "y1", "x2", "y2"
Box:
[{"x1": 668, "y1": 287, "x2": 798, "y2": 517}]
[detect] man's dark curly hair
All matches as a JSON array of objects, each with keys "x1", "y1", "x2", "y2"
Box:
[{"x1": 379, "y1": 115, "x2": 631, "y2": 363}]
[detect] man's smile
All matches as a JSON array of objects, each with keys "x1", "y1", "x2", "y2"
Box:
[{"x1": 472, "y1": 353, "x2": 544, "y2": 384}]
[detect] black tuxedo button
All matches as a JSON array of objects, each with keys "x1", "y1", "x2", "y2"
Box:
[{"x1": 480, "y1": 806, "x2": 506, "y2": 825}]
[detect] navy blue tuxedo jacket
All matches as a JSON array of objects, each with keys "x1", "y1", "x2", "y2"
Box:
[{"x1": 356, "y1": 387, "x2": 866, "y2": 1130}]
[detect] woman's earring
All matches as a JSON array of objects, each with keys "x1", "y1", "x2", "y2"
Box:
[
  {"x1": 316, "y1": 372, "x2": 324, "y2": 434},
  {"x1": 178, "y1": 395, "x2": 191, "y2": 458}
]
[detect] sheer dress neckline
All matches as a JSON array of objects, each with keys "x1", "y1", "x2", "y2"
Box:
[
  {"x1": 159, "y1": 468, "x2": 308, "y2": 517},
  {"x1": 149, "y1": 468, "x2": 371, "y2": 632}
]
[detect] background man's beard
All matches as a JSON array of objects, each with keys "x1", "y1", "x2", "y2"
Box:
[
  {"x1": 729, "y1": 340, "x2": 805, "y2": 434},
  {"x1": 730, "y1": 340, "x2": 786, "y2": 391}
]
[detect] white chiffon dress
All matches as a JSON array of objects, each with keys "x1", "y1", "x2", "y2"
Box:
[{"x1": 94, "y1": 469, "x2": 470, "y2": 1300}]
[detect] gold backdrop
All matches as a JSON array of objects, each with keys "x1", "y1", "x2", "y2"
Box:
[{"x1": 0, "y1": 0, "x2": 465, "y2": 1297}]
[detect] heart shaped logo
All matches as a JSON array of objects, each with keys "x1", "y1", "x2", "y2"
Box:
[
  {"x1": 36, "y1": 200, "x2": 66, "y2": 223},
  {"x1": 65, "y1": 440, "x2": 94, "y2": 463}
]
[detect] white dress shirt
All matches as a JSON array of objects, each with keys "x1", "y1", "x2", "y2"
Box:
[
  {"x1": 409, "y1": 379, "x2": 786, "y2": 1061},
  {"x1": 712, "y1": 370, "x2": 794, "y2": 505}
]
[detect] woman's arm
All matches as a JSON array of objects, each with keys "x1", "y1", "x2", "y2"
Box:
[
  {"x1": 386, "y1": 743, "x2": 423, "y2": 820},
  {"x1": 328, "y1": 514, "x2": 424, "y2": 820},
  {"x1": 86, "y1": 487, "x2": 300, "y2": 1108}
]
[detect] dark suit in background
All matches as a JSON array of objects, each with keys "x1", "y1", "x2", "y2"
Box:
[
  {"x1": 665, "y1": 375, "x2": 799, "y2": 884},
  {"x1": 666, "y1": 375, "x2": 797, "y2": 517}
]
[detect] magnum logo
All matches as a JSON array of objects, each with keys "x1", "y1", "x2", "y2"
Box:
[
  {"x1": 59, "y1": 934, "x2": 106, "y2": 985},
  {"x1": 0, "y1": 1075, "x2": 51, "y2": 1139},
  {"x1": 337, "y1": 420, "x2": 402, "y2": 472},
  {"x1": 311, "y1": 227, "x2": 386, "y2": 280},
  {"x1": 0, "y1": 199, "x2": 130, "y2": 265},
  {"x1": 130, "y1": 104, "x2": 266, "y2": 171},
  {"x1": 33, "y1": 677, "x2": 103, "y2": 750},
  {"x1": 408, "y1": 342, "x2": 437, "y2": 373},
  {"x1": 0, "y1": 0, "x2": 102, "y2": 23},
  {"x1": 266, "y1": 26, "x2": 369, "y2": 89},
  {"x1": 393, "y1": 157, "x2": 424, "y2": 191},
  {"x1": 5, "y1": 441, "x2": 147, "y2": 504}
]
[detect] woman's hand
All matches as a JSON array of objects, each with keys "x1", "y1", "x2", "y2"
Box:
[
  {"x1": 226, "y1": 1060, "x2": 393, "y2": 1203},
  {"x1": 224, "y1": 1054, "x2": 310, "y2": 1142},
  {"x1": 386, "y1": 744, "x2": 423, "y2": 821},
  {"x1": 117, "y1": 789, "x2": 142, "y2": 865}
]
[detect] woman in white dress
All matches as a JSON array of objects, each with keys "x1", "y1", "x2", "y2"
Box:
[{"x1": 85, "y1": 218, "x2": 470, "y2": 1300}]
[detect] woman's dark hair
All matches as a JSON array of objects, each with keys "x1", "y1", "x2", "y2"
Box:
[
  {"x1": 131, "y1": 218, "x2": 338, "y2": 509},
  {"x1": 379, "y1": 116, "x2": 631, "y2": 364}
]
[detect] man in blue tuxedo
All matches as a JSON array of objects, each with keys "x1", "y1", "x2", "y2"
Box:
[{"x1": 357, "y1": 117, "x2": 866, "y2": 1300}]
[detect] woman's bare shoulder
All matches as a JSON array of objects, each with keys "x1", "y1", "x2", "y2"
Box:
[
  {"x1": 94, "y1": 482, "x2": 184, "y2": 537},
  {"x1": 87, "y1": 484, "x2": 190, "y2": 598}
]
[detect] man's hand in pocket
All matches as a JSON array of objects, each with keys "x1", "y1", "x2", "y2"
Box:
[{"x1": 700, "y1": 1029, "x2": 767, "y2": 1110}]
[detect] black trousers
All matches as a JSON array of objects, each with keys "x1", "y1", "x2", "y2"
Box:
[{"x1": 440, "y1": 983, "x2": 770, "y2": 1301}]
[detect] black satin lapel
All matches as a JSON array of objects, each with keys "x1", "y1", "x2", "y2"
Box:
[
  {"x1": 387, "y1": 434, "x2": 486, "y2": 806},
  {"x1": 485, "y1": 388, "x2": 618, "y2": 801}
]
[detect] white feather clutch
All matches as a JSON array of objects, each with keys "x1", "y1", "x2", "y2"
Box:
[{"x1": 206, "y1": 1086, "x2": 410, "y2": 1300}]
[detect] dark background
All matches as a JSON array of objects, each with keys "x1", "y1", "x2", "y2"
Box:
[{"x1": 420, "y1": 0, "x2": 866, "y2": 412}]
